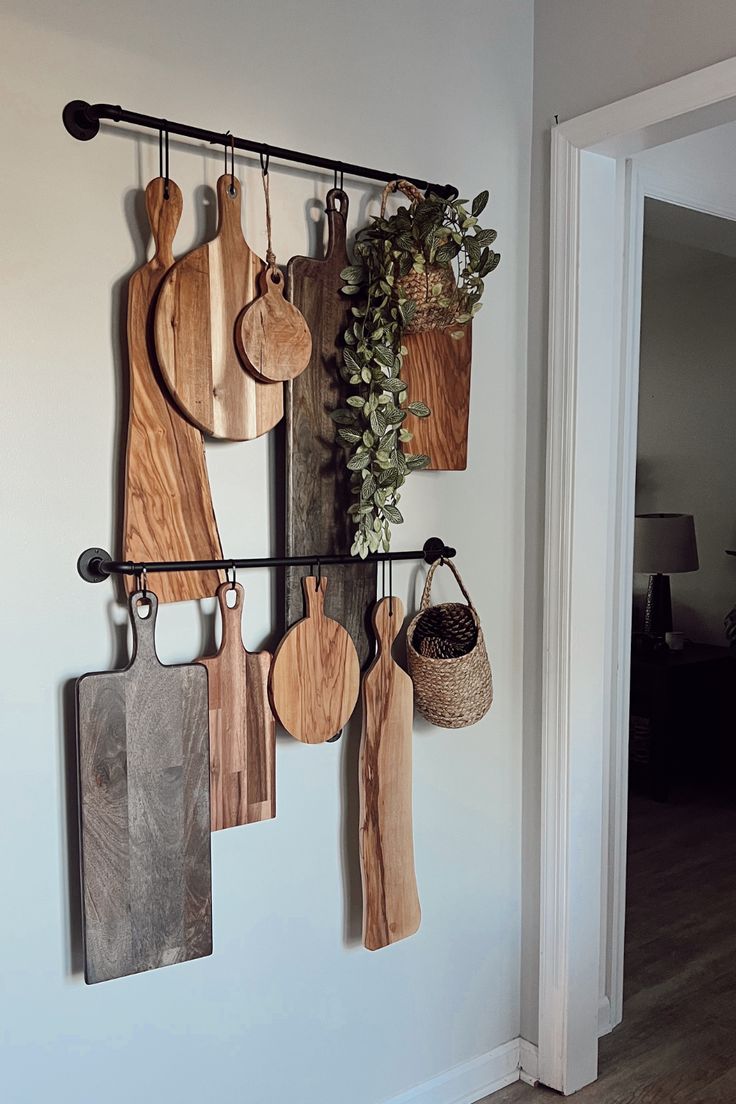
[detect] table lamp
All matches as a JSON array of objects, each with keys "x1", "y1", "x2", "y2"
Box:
[{"x1": 634, "y1": 513, "x2": 699, "y2": 639}]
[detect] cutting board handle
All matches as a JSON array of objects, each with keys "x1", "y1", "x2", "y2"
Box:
[
  {"x1": 146, "y1": 177, "x2": 183, "y2": 267},
  {"x1": 325, "y1": 188, "x2": 348, "y2": 257},
  {"x1": 216, "y1": 581, "x2": 245, "y2": 649},
  {"x1": 372, "y1": 595, "x2": 405, "y2": 658},
  {"x1": 129, "y1": 589, "x2": 159, "y2": 664},
  {"x1": 302, "y1": 575, "x2": 327, "y2": 619},
  {"x1": 216, "y1": 174, "x2": 244, "y2": 241}
]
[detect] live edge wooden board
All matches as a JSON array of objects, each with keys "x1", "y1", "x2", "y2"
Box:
[
  {"x1": 122, "y1": 177, "x2": 223, "y2": 603},
  {"x1": 285, "y1": 189, "x2": 376, "y2": 667},
  {"x1": 198, "y1": 583, "x2": 275, "y2": 831},
  {"x1": 269, "y1": 575, "x2": 360, "y2": 744},
  {"x1": 359, "y1": 597, "x2": 420, "y2": 950},
  {"x1": 402, "y1": 323, "x2": 472, "y2": 471},
  {"x1": 76, "y1": 591, "x2": 212, "y2": 984},
  {"x1": 154, "y1": 175, "x2": 283, "y2": 441}
]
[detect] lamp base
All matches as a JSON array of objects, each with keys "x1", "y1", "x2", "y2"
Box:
[{"x1": 644, "y1": 573, "x2": 672, "y2": 639}]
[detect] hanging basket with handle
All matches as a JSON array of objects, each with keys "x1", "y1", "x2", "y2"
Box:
[
  {"x1": 406, "y1": 558, "x2": 493, "y2": 728},
  {"x1": 381, "y1": 179, "x2": 458, "y2": 334}
]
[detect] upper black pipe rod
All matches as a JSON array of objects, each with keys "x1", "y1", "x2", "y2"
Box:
[{"x1": 62, "y1": 100, "x2": 459, "y2": 199}]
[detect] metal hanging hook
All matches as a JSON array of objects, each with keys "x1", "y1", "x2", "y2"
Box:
[
  {"x1": 315, "y1": 558, "x2": 322, "y2": 590},
  {"x1": 333, "y1": 162, "x2": 344, "y2": 192},
  {"x1": 224, "y1": 131, "x2": 236, "y2": 195},
  {"x1": 260, "y1": 147, "x2": 270, "y2": 176},
  {"x1": 227, "y1": 560, "x2": 237, "y2": 590},
  {"x1": 159, "y1": 121, "x2": 170, "y2": 199},
  {"x1": 136, "y1": 566, "x2": 148, "y2": 597}
]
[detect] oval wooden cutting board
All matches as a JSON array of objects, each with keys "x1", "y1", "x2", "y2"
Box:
[
  {"x1": 122, "y1": 176, "x2": 223, "y2": 603},
  {"x1": 197, "y1": 582, "x2": 275, "y2": 831},
  {"x1": 359, "y1": 597, "x2": 420, "y2": 950},
  {"x1": 76, "y1": 590, "x2": 212, "y2": 984},
  {"x1": 154, "y1": 175, "x2": 283, "y2": 441},
  {"x1": 269, "y1": 575, "x2": 360, "y2": 743}
]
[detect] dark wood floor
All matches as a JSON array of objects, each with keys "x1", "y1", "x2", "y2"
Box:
[{"x1": 490, "y1": 789, "x2": 736, "y2": 1102}]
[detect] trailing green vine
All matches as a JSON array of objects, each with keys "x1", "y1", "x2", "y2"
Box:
[{"x1": 331, "y1": 186, "x2": 500, "y2": 557}]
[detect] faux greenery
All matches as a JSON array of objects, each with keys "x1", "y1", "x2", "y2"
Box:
[{"x1": 331, "y1": 188, "x2": 500, "y2": 557}]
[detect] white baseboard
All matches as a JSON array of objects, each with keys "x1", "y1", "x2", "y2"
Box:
[{"x1": 384, "y1": 1037, "x2": 540, "y2": 1104}]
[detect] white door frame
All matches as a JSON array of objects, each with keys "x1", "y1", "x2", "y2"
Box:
[{"x1": 538, "y1": 57, "x2": 736, "y2": 1095}]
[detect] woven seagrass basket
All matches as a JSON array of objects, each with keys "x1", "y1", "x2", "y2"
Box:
[
  {"x1": 381, "y1": 179, "x2": 458, "y2": 334},
  {"x1": 406, "y1": 559, "x2": 493, "y2": 729}
]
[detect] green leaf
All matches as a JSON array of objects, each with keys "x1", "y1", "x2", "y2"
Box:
[
  {"x1": 474, "y1": 227, "x2": 497, "y2": 246},
  {"x1": 341, "y1": 284, "x2": 363, "y2": 296},
  {"x1": 382, "y1": 503, "x2": 404, "y2": 524},
  {"x1": 406, "y1": 453, "x2": 430, "y2": 470},
  {"x1": 407, "y1": 400, "x2": 431, "y2": 417},
  {"x1": 340, "y1": 264, "x2": 364, "y2": 284},
  {"x1": 370, "y1": 409, "x2": 387, "y2": 436},
  {"x1": 330, "y1": 409, "x2": 357, "y2": 425},
  {"x1": 337, "y1": 428, "x2": 361, "y2": 444},
  {"x1": 435, "y1": 242, "x2": 461, "y2": 265},
  {"x1": 383, "y1": 376, "x2": 407, "y2": 393},
  {"x1": 472, "y1": 190, "x2": 489, "y2": 217},
  {"x1": 342, "y1": 348, "x2": 362, "y2": 374},
  {"x1": 361, "y1": 473, "x2": 377, "y2": 499},
  {"x1": 347, "y1": 452, "x2": 371, "y2": 471},
  {"x1": 378, "y1": 466, "x2": 398, "y2": 487},
  {"x1": 346, "y1": 395, "x2": 364, "y2": 408},
  {"x1": 361, "y1": 366, "x2": 372, "y2": 384}
]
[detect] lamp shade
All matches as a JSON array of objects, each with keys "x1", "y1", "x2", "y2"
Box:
[{"x1": 634, "y1": 513, "x2": 699, "y2": 574}]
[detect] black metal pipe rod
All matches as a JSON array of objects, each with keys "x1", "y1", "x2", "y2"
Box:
[
  {"x1": 77, "y1": 539, "x2": 455, "y2": 584},
  {"x1": 62, "y1": 100, "x2": 458, "y2": 199}
]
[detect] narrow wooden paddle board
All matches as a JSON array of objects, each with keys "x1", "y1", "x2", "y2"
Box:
[
  {"x1": 77, "y1": 590, "x2": 212, "y2": 983},
  {"x1": 269, "y1": 575, "x2": 360, "y2": 743},
  {"x1": 359, "y1": 597, "x2": 420, "y2": 950},
  {"x1": 402, "y1": 323, "x2": 472, "y2": 471},
  {"x1": 154, "y1": 175, "x2": 283, "y2": 441},
  {"x1": 285, "y1": 189, "x2": 376, "y2": 665},
  {"x1": 122, "y1": 176, "x2": 223, "y2": 603},
  {"x1": 198, "y1": 582, "x2": 275, "y2": 830}
]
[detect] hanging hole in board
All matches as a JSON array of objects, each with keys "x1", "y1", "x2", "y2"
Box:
[
  {"x1": 159, "y1": 121, "x2": 170, "y2": 199},
  {"x1": 225, "y1": 587, "x2": 239, "y2": 609},
  {"x1": 135, "y1": 596, "x2": 152, "y2": 619},
  {"x1": 224, "y1": 131, "x2": 236, "y2": 196},
  {"x1": 315, "y1": 559, "x2": 322, "y2": 590},
  {"x1": 269, "y1": 268, "x2": 282, "y2": 285}
]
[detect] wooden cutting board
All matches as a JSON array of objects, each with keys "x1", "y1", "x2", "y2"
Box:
[
  {"x1": 285, "y1": 189, "x2": 376, "y2": 667},
  {"x1": 269, "y1": 575, "x2": 360, "y2": 743},
  {"x1": 122, "y1": 176, "x2": 223, "y2": 603},
  {"x1": 198, "y1": 582, "x2": 275, "y2": 830},
  {"x1": 359, "y1": 597, "x2": 420, "y2": 950},
  {"x1": 154, "y1": 174, "x2": 283, "y2": 441},
  {"x1": 77, "y1": 590, "x2": 212, "y2": 983},
  {"x1": 402, "y1": 323, "x2": 472, "y2": 471}
]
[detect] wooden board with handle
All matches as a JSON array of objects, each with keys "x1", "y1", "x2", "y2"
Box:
[
  {"x1": 198, "y1": 582, "x2": 275, "y2": 831},
  {"x1": 359, "y1": 596, "x2": 420, "y2": 950},
  {"x1": 122, "y1": 176, "x2": 223, "y2": 603},
  {"x1": 77, "y1": 590, "x2": 212, "y2": 984},
  {"x1": 402, "y1": 323, "x2": 472, "y2": 471},
  {"x1": 285, "y1": 188, "x2": 376, "y2": 665},
  {"x1": 269, "y1": 575, "x2": 360, "y2": 744},
  {"x1": 154, "y1": 175, "x2": 283, "y2": 441},
  {"x1": 238, "y1": 263, "x2": 312, "y2": 382}
]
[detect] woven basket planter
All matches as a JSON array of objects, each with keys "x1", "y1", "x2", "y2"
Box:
[
  {"x1": 406, "y1": 559, "x2": 493, "y2": 729},
  {"x1": 380, "y1": 179, "x2": 458, "y2": 334}
]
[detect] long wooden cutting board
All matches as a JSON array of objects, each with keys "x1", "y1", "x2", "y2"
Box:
[
  {"x1": 285, "y1": 189, "x2": 376, "y2": 666},
  {"x1": 122, "y1": 176, "x2": 223, "y2": 603},
  {"x1": 402, "y1": 323, "x2": 472, "y2": 471},
  {"x1": 198, "y1": 582, "x2": 275, "y2": 831},
  {"x1": 77, "y1": 590, "x2": 212, "y2": 983},
  {"x1": 359, "y1": 596, "x2": 420, "y2": 950},
  {"x1": 154, "y1": 174, "x2": 283, "y2": 441},
  {"x1": 269, "y1": 575, "x2": 360, "y2": 743}
]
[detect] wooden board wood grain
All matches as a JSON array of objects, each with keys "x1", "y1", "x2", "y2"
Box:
[
  {"x1": 238, "y1": 264, "x2": 312, "y2": 382},
  {"x1": 285, "y1": 189, "x2": 376, "y2": 667},
  {"x1": 77, "y1": 590, "x2": 212, "y2": 983},
  {"x1": 359, "y1": 597, "x2": 420, "y2": 950},
  {"x1": 401, "y1": 323, "x2": 472, "y2": 471},
  {"x1": 269, "y1": 575, "x2": 359, "y2": 744},
  {"x1": 122, "y1": 177, "x2": 223, "y2": 603},
  {"x1": 198, "y1": 582, "x2": 275, "y2": 830},
  {"x1": 154, "y1": 175, "x2": 283, "y2": 441}
]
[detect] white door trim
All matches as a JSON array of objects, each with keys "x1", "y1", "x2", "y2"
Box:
[{"x1": 539, "y1": 56, "x2": 736, "y2": 1095}]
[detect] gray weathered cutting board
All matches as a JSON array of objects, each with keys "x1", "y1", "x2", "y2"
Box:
[
  {"x1": 76, "y1": 590, "x2": 212, "y2": 984},
  {"x1": 285, "y1": 189, "x2": 376, "y2": 666}
]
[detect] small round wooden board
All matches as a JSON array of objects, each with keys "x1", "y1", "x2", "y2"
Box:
[
  {"x1": 238, "y1": 264, "x2": 312, "y2": 382},
  {"x1": 269, "y1": 575, "x2": 360, "y2": 743}
]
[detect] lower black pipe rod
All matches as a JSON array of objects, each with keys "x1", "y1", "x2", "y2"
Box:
[{"x1": 77, "y1": 538, "x2": 455, "y2": 584}]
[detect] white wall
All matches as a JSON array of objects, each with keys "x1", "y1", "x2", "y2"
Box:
[
  {"x1": 635, "y1": 236, "x2": 736, "y2": 645},
  {"x1": 0, "y1": 3, "x2": 533, "y2": 1102},
  {"x1": 525, "y1": 0, "x2": 736, "y2": 1045}
]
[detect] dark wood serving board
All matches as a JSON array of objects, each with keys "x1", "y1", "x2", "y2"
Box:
[
  {"x1": 285, "y1": 189, "x2": 376, "y2": 667},
  {"x1": 76, "y1": 590, "x2": 212, "y2": 984}
]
